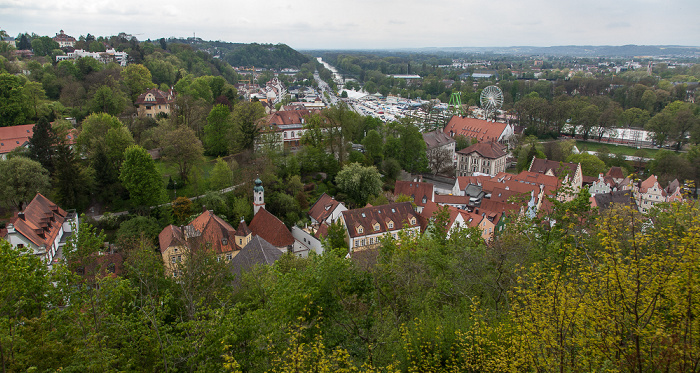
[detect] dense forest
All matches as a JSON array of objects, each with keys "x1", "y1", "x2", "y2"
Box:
[
  {"x1": 1, "y1": 193, "x2": 699, "y2": 372},
  {"x1": 167, "y1": 38, "x2": 310, "y2": 69}
]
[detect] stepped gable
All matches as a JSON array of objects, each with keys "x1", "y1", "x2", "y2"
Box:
[
  {"x1": 444, "y1": 116, "x2": 508, "y2": 143},
  {"x1": 342, "y1": 202, "x2": 421, "y2": 239},
  {"x1": 188, "y1": 210, "x2": 239, "y2": 254},
  {"x1": 158, "y1": 225, "x2": 185, "y2": 252},
  {"x1": 249, "y1": 208, "x2": 294, "y2": 248},
  {"x1": 11, "y1": 193, "x2": 67, "y2": 249},
  {"x1": 229, "y1": 235, "x2": 284, "y2": 277},
  {"x1": 394, "y1": 180, "x2": 434, "y2": 206},
  {"x1": 639, "y1": 174, "x2": 666, "y2": 195},
  {"x1": 308, "y1": 193, "x2": 341, "y2": 224},
  {"x1": 457, "y1": 141, "x2": 506, "y2": 159}
]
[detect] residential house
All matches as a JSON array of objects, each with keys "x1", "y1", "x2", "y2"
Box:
[
  {"x1": 634, "y1": 174, "x2": 666, "y2": 213},
  {"x1": 340, "y1": 202, "x2": 422, "y2": 252},
  {"x1": 53, "y1": 30, "x2": 76, "y2": 48},
  {"x1": 394, "y1": 180, "x2": 434, "y2": 213},
  {"x1": 158, "y1": 210, "x2": 252, "y2": 276},
  {"x1": 591, "y1": 190, "x2": 637, "y2": 211},
  {"x1": 55, "y1": 48, "x2": 128, "y2": 66},
  {"x1": 443, "y1": 116, "x2": 514, "y2": 147},
  {"x1": 1, "y1": 36, "x2": 15, "y2": 48},
  {"x1": 421, "y1": 201, "x2": 497, "y2": 241},
  {"x1": 134, "y1": 88, "x2": 175, "y2": 118},
  {"x1": 308, "y1": 193, "x2": 347, "y2": 225},
  {"x1": 0, "y1": 123, "x2": 78, "y2": 159},
  {"x1": 258, "y1": 109, "x2": 319, "y2": 151},
  {"x1": 451, "y1": 175, "x2": 492, "y2": 196},
  {"x1": 249, "y1": 208, "x2": 300, "y2": 255},
  {"x1": 1, "y1": 193, "x2": 78, "y2": 267},
  {"x1": 455, "y1": 141, "x2": 508, "y2": 177},
  {"x1": 423, "y1": 130, "x2": 456, "y2": 175}
]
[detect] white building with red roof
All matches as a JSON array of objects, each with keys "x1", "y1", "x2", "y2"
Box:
[
  {"x1": 2, "y1": 193, "x2": 78, "y2": 266},
  {"x1": 52, "y1": 30, "x2": 76, "y2": 48},
  {"x1": 340, "y1": 202, "x2": 423, "y2": 252},
  {"x1": 634, "y1": 175, "x2": 667, "y2": 213}
]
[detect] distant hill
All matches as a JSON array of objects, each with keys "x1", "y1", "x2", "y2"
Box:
[{"x1": 167, "y1": 38, "x2": 310, "y2": 68}]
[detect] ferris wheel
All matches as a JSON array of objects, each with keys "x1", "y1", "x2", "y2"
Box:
[{"x1": 480, "y1": 85, "x2": 503, "y2": 118}]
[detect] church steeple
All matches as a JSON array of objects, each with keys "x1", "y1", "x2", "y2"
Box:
[{"x1": 253, "y1": 178, "x2": 265, "y2": 215}]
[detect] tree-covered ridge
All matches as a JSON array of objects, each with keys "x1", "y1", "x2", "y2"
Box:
[{"x1": 167, "y1": 38, "x2": 310, "y2": 69}]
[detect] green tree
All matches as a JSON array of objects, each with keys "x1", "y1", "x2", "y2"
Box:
[
  {"x1": 362, "y1": 129, "x2": 384, "y2": 164},
  {"x1": 30, "y1": 36, "x2": 58, "y2": 56},
  {"x1": 204, "y1": 104, "x2": 232, "y2": 156},
  {"x1": 335, "y1": 162, "x2": 383, "y2": 206},
  {"x1": 232, "y1": 101, "x2": 266, "y2": 151},
  {"x1": 0, "y1": 157, "x2": 50, "y2": 210},
  {"x1": 161, "y1": 125, "x2": 204, "y2": 183},
  {"x1": 566, "y1": 153, "x2": 607, "y2": 177},
  {"x1": 119, "y1": 145, "x2": 166, "y2": 208},
  {"x1": 116, "y1": 216, "x2": 162, "y2": 245},
  {"x1": 0, "y1": 73, "x2": 30, "y2": 127},
  {"x1": 89, "y1": 84, "x2": 127, "y2": 115},
  {"x1": 28, "y1": 117, "x2": 57, "y2": 173},
  {"x1": 120, "y1": 64, "x2": 156, "y2": 102},
  {"x1": 52, "y1": 140, "x2": 94, "y2": 210},
  {"x1": 0, "y1": 240, "x2": 49, "y2": 371},
  {"x1": 208, "y1": 157, "x2": 234, "y2": 191}
]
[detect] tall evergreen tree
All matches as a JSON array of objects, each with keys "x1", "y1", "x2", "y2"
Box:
[{"x1": 28, "y1": 117, "x2": 57, "y2": 174}]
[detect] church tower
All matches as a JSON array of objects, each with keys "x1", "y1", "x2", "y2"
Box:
[{"x1": 253, "y1": 178, "x2": 265, "y2": 215}]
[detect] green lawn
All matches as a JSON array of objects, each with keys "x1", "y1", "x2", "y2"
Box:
[
  {"x1": 155, "y1": 156, "x2": 218, "y2": 199},
  {"x1": 575, "y1": 141, "x2": 660, "y2": 158}
]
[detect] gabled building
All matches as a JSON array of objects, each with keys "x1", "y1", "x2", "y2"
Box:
[
  {"x1": 340, "y1": 202, "x2": 422, "y2": 252},
  {"x1": 0, "y1": 124, "x2": 34, "y2": 159},
  {"x1": 591, "y1": 190, "x2": 637, "y2": 211},
  {"x1": 394, "y1": 180, "x2": 434, "y2": 212},
  {"x1": 158, "y1": 210, "x2": 252, "y2": 276},
  {"x1": 634, "y1": 174, "x2": 667, "y2": 213},
  {"x1": 455, "y1": 141, "x2": 507, "y2": 177},
  {"x1": 258, "y1": 109, "x2": 320, "y2": 151},
  {"x1": 1, "y1": 193, "x2": 78, "y2": 267},
  {"x1": 308, "y1": 193, "x2": 347, "y2": 225},
  {"x1": 135, "y1": 88, "x2": 175, "y2": 118}
]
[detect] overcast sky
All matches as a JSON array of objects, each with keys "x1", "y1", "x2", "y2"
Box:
[{"x1": 2, "y1": 0, "x2": 699, "y2": 50}]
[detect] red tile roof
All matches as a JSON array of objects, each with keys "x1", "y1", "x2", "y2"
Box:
[
  {"x1": 444, "y1": 116, "x2": 509, "y2": 143},
  {"x1": 249, "y1": 208, "x2": 295, "y2": 248},
  {"x1": 10, "y1": 193, "x2": 68, "y2": 249},
  {"x1": 267, "y1": 109, "x2": 319, "y2": 126},
  {"x1": 0, "y1": 124, "x2": 34, "y2": 155},
  {"x1": 606, "y1": 166, "x2": 625, "y2": 180},
  {"x1": 188, "y1": 210, "x2": 240, "y2": 254},
  {"x1": 433, "y1": 194, "x2": 471, "y2": 205},
  {"x1": 457, "y1": 141, "x2": 506, "y2": 159},
  {"x1": 158, "y1": 225, "x2": 185, "y2": 251},
  {"x1": 639, "y1": 175, "x2": 666, "y2": 195},
  {"x1": 394, "y1": 180, "x2": 434, "y2": 207},
  {"x1": 341, "y1": 202, "x2": 421, "y2": 239},
  {"x1": 308, "y1": 193, "x2": 342, "y2": 224}
]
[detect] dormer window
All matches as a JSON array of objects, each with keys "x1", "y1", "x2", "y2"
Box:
[
  {"x1": 387, "y1": 221, "x2": 394, "y2": 229},
  {"x1": 357, "y1": 226, "x2": 364, "y2": 234},
  {"x1": 374, "y1": 223, "x2": 380, "y2": 231},
  {"x1": 222, "y1": 238, "x2": 228, "y2": 245},
  {"x1": 410, "y1": 217, "x2": 416, "y2": 225}
]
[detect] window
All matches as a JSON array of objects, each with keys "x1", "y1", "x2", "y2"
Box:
[
  {"x1": 171, "y1": 256, "x2": 177, "y2": 263},
  {"x1": 239, "y1": 238, "x2": 243, "y2": 245},
  {"x1": 17, "y1": 244, "x2": 24, "y2": 249},
  {"x1": 357, "y1": 226, "x2": 364, "y2": 234},
  {"x1": 388, "y1": 221, "x2": 394, "y2": 229},
  {"x1": 226, "y1": 253, "x2": 232, "y2": 260},
  {"x1": 222, "y1": 238, "x2": 228, "y2": 245},
  {"x1": 410, "y1": 217, "x2": 416, "y2": 225}
]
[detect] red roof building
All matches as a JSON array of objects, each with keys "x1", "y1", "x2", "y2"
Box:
[
  {"x1": 443, "y1": 116, "x2": 514, "y2": 145},
  {"x1": 455, "y1": 141, "x2": 508, "y2": 177},
  {"x1": 308, "y1": 193, "x2": 347, "y2": 225},
  {"x1": 2, "y1": 193, "x2": 78, "y2": 266},
  {"x1": 340, "y1": 202, "x2": 423, "y2": 252},
  {"x1": 249, "y1": 207, "x2": 295, "y2": 252}
]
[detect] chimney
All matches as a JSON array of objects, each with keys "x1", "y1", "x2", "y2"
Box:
[{"x1": 202, "y1": 205, "x2": 207, "y2": 213}]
